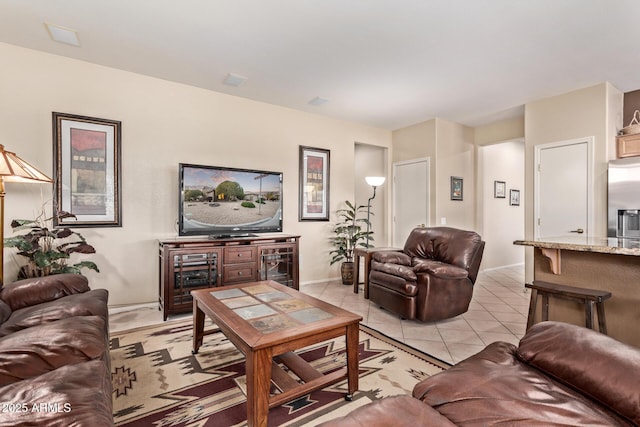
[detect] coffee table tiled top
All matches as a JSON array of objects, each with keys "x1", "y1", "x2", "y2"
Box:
[{"x1": 193, "y1": 281, "x2": 362, "y2": 350}]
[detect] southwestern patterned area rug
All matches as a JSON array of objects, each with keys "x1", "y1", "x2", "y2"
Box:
[{"x1": 110, "y1": 319, "x2": 449, "y2": 426}]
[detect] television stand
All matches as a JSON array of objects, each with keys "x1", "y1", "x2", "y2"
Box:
[
  {"x1": 158, "y1": 234, "x2": 300, "y2": 320},
  {"x1": 209, "y1": 233, "x2": 256, "y2": 239}
]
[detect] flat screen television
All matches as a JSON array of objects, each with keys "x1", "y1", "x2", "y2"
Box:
[{"x1": 178, "y1": 163, "x2": 283, "y2": 237}]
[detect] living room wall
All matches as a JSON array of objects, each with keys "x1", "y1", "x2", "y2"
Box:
[
  {"x1": 0, "y1": 42, "x2": 392, "y2": 306},
  {"x1": 523, "y1": 82, "x2": 623, "y2": 281}
]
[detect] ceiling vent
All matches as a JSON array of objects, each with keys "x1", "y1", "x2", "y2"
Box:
[
  {"x1": 308, "y1": 96, "x2": 328, "y2": 106},
  {"x1": 223, "y1": 73, "x2": 248, "y2": 87},
  {"x1": 44, "y1": 23, "x2": 80, "y2": 46}
]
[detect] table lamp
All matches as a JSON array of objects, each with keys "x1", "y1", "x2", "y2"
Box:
[{"x1": 0, "y1": 145, "x2": 53, "y2": 287}]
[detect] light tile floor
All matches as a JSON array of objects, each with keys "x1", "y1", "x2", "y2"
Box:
[{"x1": 109, "y1": 265, "x2": 528, "y2": 365}]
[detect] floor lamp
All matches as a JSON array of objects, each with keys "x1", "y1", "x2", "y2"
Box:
[
  {"x1": 364, "y1": 176, "x2": 385, "y2": 247},
  {"x1": 0, "y1": 145, "x2": 53, "y2": 287}
]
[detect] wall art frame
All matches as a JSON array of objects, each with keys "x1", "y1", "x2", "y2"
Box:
[
  {"x1": 494, "y1": 180, "x2": 506, "y2": 198},
  {"x1": 450, "y1": 176, "x2": 463, "y2": 201},
  {"x1": 510, "y1": 189, "x2": 521, "y2": 206},
  {"x1": 52, "y1": 112, "x2": 122, "y2": 227},
  {"x1": 299, "y1": 145, "x2": 330, "y2": 221}
]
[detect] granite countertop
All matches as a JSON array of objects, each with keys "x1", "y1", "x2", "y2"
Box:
[{"x1": 513, "y1": 236, "x2": 640, "y2": 256}]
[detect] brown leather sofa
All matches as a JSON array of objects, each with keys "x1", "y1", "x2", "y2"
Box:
[
  {"x1": 0, "y1": 274, "x2": 112, "y2": 426},
  {"x1": 368, "y1": 227, "x2": 485, "y2": 321},
  {"x1": 320, "y1": 321, "x2": 640, "y2": 426}
]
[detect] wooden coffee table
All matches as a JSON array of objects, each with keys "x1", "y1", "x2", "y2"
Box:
[{"x1": 191, "y1": 280, "x2": 362, "y2": 427}]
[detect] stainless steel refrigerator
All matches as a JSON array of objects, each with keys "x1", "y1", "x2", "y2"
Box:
[{"x1": 608, "y1": 157, "x2": 640, "y2": 238}]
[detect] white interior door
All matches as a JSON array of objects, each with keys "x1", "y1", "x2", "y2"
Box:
[
  {"x1": 536, "y1": 138, "x2": 593, "y2": 239},
  {"x1": 393, "y1": 158, "x2": 429, "y2": 247}
]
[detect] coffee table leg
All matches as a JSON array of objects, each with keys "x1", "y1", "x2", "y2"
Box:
[
  {"x1": 345, "y1": 322, "x2": 359, "y2": 400},
  {"x1": 246, "y1": 348, "x2": 272, "y2": 427},
  {"x1": 192, "y1": 301, "x2": 205, "y2": 354}
]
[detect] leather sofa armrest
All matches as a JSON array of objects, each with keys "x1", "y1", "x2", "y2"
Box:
[
  {"x1": 372, "y1": 251, "x2": 412, "y2": 266},
  {"x1": 517, "y1": 321, "x2": 640, "y2": 425},
  {"x1": 0, "y1": 274, "x2": 90, "y2": 311},
  {"x1": 317, "y1": 395, "x2": 456, "y2": 427}
]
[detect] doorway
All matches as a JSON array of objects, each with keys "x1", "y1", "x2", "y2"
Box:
[
  {"x1": 393, "y1": 158, "x2": 430, "y2": 247},
  {"x1": 535, "y1": 138, "x2": 594, "y2": 239}
]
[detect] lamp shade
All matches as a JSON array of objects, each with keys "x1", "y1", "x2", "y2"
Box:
[
  {"x1": 0, "y1": 145, "x2": 52, "y2": 184},
  {"x1": 365, "y1": 176, "x2": 385, "y2": 187}
]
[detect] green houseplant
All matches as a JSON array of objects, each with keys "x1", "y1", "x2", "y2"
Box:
[
  {"x1": 329, "y1": 200, "x2": 373, "y2": 285},
  {"x1": 4, "y1": 209, "x2": 99, "y2": 280}
]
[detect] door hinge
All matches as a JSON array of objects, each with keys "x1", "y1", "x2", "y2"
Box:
[{"x1": 538, "y1": 218, "x2": 541, "y2": 226}]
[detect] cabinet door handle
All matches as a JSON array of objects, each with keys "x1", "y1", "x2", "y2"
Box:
[{"x1": 569, "y1": 228, "x2": 584, "y2": 234}]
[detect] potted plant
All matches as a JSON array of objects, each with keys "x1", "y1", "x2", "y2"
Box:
[
  {"x1": 329, "y1": 200, "x2": 373, "y2": 285},
  {"x1": 4, "y1": 208, "x2": 100, "y2": 280}
]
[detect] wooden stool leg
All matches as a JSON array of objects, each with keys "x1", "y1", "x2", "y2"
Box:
[
  {"x1": 596, "y1": 302, "x2": 608, "y2": 335},
  {"x1": 526, "y1": 289, "x2": 538, "y2": 330},
  {"x1": 541, "y1": 293, "x2": 549, "y2": 321},
  {"x1": 585, "y1": 300, "x2": 594, "y2": 330}
]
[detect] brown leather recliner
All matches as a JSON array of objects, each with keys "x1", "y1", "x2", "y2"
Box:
[{"x1": 368, "y1": 227, "x2": 485, "y2": 322}]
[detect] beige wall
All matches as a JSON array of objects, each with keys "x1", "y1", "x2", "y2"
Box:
[
  {"x1": 391, "y1": 118, "x2": 476, "y2": 233},
  {"x1": 523, "y1": 82, "x2": 623, "y2": 281},
  {"x1": 435, "y1": 119, "x2": 476, "y2": 230},
  {"x1": 478, "y1": 140, "x2": 525, "y2": 269},
  {"x1": 0, "y1": 43, "x2": 392, "y2": 305},
  {"x1": 474, "y1": 116, "x2": 525, "y2": 147}
]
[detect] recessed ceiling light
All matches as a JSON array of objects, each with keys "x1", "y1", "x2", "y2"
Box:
[
  {"x1": 44, "y1": 23, "x2": 80, "y2": 47},
  {"x1": 308, "y1": 97, "x2": 328, "y2": 106},
  {"x1": 223, "y1": 73, "x2": 248, "y2": 87}
]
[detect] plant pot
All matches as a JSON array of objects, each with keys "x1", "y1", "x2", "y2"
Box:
[{"x1": 340, "y1": 262, "x2": 354, "y2": 286}]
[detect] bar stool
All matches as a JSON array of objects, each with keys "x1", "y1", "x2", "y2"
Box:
[{"x1": 525, "y1": 281, "x2": 612, "y2": 334}]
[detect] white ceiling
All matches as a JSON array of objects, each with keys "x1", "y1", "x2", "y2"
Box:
[{"x1": 2, "y1": 0, "x2": 640, "y2": 130}]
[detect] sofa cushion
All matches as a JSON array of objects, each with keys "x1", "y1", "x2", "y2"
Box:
[
  {"x1": 412, "y1": 259, "x2": 468, "y2": 280},
  {"x1": 0, "y1": 315, "x2": 107, "y2": 386},
  {"x1": 517, "y1": 321, "x2": 640, "y2": 425},
  {"x1": 317, "y1": 395, "x2": 456, "y2": 427},
  {"x1": 413, "y1": 341, "x2": 632, "y2": 426},
  {"x1": 0, "y1": 360, "x2": 112, "y2": 427},
  {"x1": 0, "y1": 289, "x2": 108, "y2": 337},
  {"x1": 0, "y1": 301, "x2": 10, "y2": 326},
  {"x1": 0, "y1": 274, "x2": 90, "y2": 311}
]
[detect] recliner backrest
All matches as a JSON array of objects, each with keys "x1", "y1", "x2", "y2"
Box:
[{"x1": 403, "y1": 227, "x2": 484, "y2": 276}]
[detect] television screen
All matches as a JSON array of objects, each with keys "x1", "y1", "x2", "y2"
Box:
[{"x1": 178, "y1": 163, "x2": 283, "y2": 237}]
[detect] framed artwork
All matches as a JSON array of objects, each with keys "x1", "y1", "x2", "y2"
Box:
[
  {"x1": 52, "y1": 112, "x2": 122, "y2": 227},
  {"x1": 299, "y1": 146, "x2": 330, "y2": 221},
  {"x1": 494, "y1": 180, "x2": 506, "y2": 198},
  {"x1": 450, "y1": 176, "x2": 463, "y2": 201},
  {"x1": 510, "y1": 189, "x2": 520, "y2": 206}
]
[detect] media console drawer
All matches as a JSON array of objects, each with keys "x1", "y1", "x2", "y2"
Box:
[
  {"x1": 224, "y1": 246, "x2": 256, "y2": 264},
  {"x1": 223, "y1": 263, "x2": 257, "y2": 283}
]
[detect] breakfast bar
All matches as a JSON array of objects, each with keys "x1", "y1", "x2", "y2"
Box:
[{"x1": 514, "y1": 236, "x2": 640, "y2": 347}]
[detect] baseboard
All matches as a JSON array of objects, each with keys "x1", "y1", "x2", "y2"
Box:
[
  {"x1": 109, "y1": 302, "x2": 158, "y2": 315},
  {"x1": 300, "y1": 277, "x2": 342, "y2": 286},
  {"x1": 482, "y1": 262, "x2": 525, "y2": 272}
]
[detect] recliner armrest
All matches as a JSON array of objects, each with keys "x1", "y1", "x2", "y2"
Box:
[
  {"x1": 372, "y1": 251, "x2": 412, "y2": 266},
  {"x1": 371, "y1": 260, "x2": 417, "y2": 281},
  {"x1": 0, "y1": 274, "x2": 90, "y2": 311}
]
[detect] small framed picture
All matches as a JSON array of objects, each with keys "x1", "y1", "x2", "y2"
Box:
[
  {"x1": 450, "y1": 176, "x2": 463, "y2": 201},
  {"x1": 510, "y1": 189, "x2": 520, "y2": 206},
  {"x1": 494, "y1": 181, "x2": 506, "y2": 198}
]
